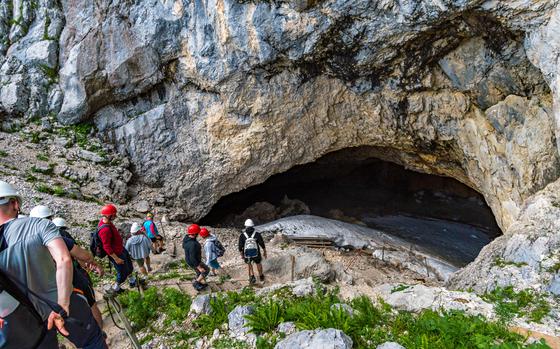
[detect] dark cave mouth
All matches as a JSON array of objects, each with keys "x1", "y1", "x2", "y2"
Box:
[{"x1": 201, "y1": 147, "x2": 502, "y2": 266}]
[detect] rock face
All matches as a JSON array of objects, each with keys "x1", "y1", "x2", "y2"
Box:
[{"x1": 1, "y1": 1, "x2": 560, "y2": 291}]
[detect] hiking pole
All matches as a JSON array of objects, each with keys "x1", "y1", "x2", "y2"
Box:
[{"x1": 104, "y1": 292, "x2": 142, "y2": 349}]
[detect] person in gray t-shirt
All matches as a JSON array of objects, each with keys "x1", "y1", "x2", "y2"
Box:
[
  {"x1": 0, "y1": 181, "x2": 73, "y2": 348},
  {"x1": 0, "y1": 217, "x2": 64, "y2": 319}
]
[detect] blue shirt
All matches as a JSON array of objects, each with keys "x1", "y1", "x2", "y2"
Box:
[{"x1": 143, "y1": 220, "x2": 159, "y2": 239}]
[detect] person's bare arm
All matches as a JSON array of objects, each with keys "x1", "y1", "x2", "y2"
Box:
[
  {"x1": 70, "y1": 245, "x2": 94, "y2": 264},
  {"x1": 46, "y1": 238, "x2": 73, "y2": 314}
]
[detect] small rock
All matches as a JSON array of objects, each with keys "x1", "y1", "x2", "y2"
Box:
[
  {"x1": 274, "y1": 328, "x2": 352, "y2": 349},
  {"x1": 190, "y1": 294, "x2": 212, "y2": 316},
  {"x1": 377, "y1": 342, "x2": 406, "y2": 349},
  {"x1": 292, "y1": 279, "x2": 315, "y2": 297},
  {"x1": 54, "y1": 137, "x2": 72, "y2": 148},
  {"x1": 41, "y1": 118, "x2": 52, "y2": 131},
  {"x1": 228, "y1": 305, "x2": 254, "y2": 335},
  {"x1": 135, "y1": 200, "x2": 151, "y2": 213},
  {"x1": 277, "y1": 321, "x2": 297, "y2": 335},
  {"x1": 78, "y1": 149, "x2": 105, "y2": 163},
  {"x1": 212, "y1": 328, "x2": 220, "y2": 340}
]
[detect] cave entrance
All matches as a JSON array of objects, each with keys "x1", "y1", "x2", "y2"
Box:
[{"x1": 201, "y1": 146, "x2": 502, "y2": 267}]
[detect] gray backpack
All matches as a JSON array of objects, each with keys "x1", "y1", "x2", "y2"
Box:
[{"x1": 243, "y1": 232, "x2": 258, "y2": 258}]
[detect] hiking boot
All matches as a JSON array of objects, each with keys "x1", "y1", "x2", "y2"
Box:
[
  {"x1": 249, "y1": 275, "x2": 256, "y2": 285},
  {"x1": 129, "y1": 278, "x2": 137, "y2": 288},
  {"x1": 259, "y1": 274, "x2": 265, "y2": 282}
]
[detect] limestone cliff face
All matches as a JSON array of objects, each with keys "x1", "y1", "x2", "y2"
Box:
[{"x1": 1, "y1": 0, "x2": 560, "y2": 290}]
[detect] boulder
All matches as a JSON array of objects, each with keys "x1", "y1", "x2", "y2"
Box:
[
  {"x1": 78, "y1": 149, "x2": 106, "y2": 164},
  {"x1": 374, "y1": 284, "x2": 495, "y2": 319},
  {"x1": 274, "y1": 329, "x2": 352, "y2": 349},
  {"x1": 228, "y1": 305, "x2": 254, "y2": 336},
  {"x1": 263, "y1": 245, "x2": 334, "y2": 283},
  {"x1": 190, "y1": 294, "x2": 212, "y2": 316}
]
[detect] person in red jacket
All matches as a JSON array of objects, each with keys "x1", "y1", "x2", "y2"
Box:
[{"x1": 98, "y1": 204, "x2": 133, "y2": 293}]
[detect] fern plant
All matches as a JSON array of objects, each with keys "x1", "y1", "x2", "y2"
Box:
[{"x1": 245, "y1": 299, "x2": 284, "y2": 334}]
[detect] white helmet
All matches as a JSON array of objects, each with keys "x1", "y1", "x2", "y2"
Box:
[
  {"x1": 29, "y1": 205, "x2": 54, "y2": 219},
  {"x1": 130, "y1": 222, "x2": 142, "y2": 234},
  {"x1": 244, "y1": 219, "x2": 254, "y2": 227},
  {"x1": 0, "y1": 181, "x2": 22, "y2": 205},
  {"x1": 52, "y1": 217, "x2": 67, "y2": 227}
]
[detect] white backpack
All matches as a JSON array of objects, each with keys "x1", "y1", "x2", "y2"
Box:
[{"x1": 243, "y1": 231, "x2": 259, "y2": 258}]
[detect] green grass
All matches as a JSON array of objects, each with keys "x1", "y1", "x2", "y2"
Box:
[
  {"x1": 36, "y1": 153, "x2": 49, "y2": 161},
  {"x1": 117, "y1": 287, "x2": 192, "y2": 329},
  {"x1": 547, "y1": 262, "x2": 560, "y2": 274},
  {"x1": 192, "y1": 288, "x2": 256, "y2": 336},
  {"x1": 35, "y1": 183, "x2": 68, "y2": 198},
  {"x1": 38, "y1": 64, "x2": 58, "y2": 84},
  {"x1": 114, "y1": 282, "x2": 551, "y2": 349},
  {"x1": 29, "y1": 131, "x2": 42, "y2": 144},
  {"x1": 391, "y1": 284, "x2": 411, "y2": 293},
  {"x1": 25, "y1": 172, "x2": 38, "y2": 183},
  {"x1": 482, "y1": 286, "x2": 551, "y2": 323},
  {"x1": 244, "y1": 290, "x2": 550, "y2": 349},
  {"x1": 0, "y1": 150, "x2": 7, "y2": 157},
  {"x1": 493, "y1": 257, "x2": 528, "y2": 268}
]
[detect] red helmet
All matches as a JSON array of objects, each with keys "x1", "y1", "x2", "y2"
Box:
[
  {"x1": 100, "y1": 204, "x2": 117, "y2": 216},
  {"x1": 199, "y1": 227, "x2": 210, "y2": 238},
  {"x1": 187, "y1": 224, "x2": 200, "y2": 235}
]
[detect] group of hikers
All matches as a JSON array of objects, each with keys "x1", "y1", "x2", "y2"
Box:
[
  {"x1": 0, "y1": 180, "x2": 268, "y2": 349},
  {"x1": 181, "y1": 218, "x2": 267, "y2": 291}
]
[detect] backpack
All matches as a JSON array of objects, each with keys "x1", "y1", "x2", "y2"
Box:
[
  {"x1": 243, "y1": 231, "x2": 259, "y2": 258},
  {"x1": 0, "y1": 221, "x2": 62, "y2": 349},
  {"x1": 90, "y1": 224, "x2": 109, "y2": 258},
  {"x1": 213, "y1": 239, "x2": 226, "y2": 257}
]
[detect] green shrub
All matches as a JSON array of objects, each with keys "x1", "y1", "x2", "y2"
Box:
[
  {"x1": 482, "y1": 286, "x2": 551, "y2": 323},
  {"x1": 243, "y1": 288, "x2": 550, "y2": 349},
  {"x1": 36, "y1": 153, "x2": 49, "y2": 161},
  {"x1": 245, "y1": 299, "x2": 284, "y2": 334},
  {"x1": 117, "y1": 287, "x2": 192, "y2": 330},
  {"x1": 161, "y1": 288, "x2": 192, "y2": 325},
  {"x1": 0, "y1": 150, "x2": 7, "y2": 157}
]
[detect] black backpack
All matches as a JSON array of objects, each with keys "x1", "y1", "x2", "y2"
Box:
[
  {"x1": 89, "y1": 224, "x2": 109, "y2": 258},
  {"x1": 0, "y1": 221, "x2": 64, "y2": 349},
  {"x1": 214, "y1": 239, "x2": 226, "y2": 257}
]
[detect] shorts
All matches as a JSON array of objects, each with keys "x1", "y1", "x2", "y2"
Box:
[
  {"x1": 244, "y1": 254, "x2": 262, "y2": 264},
  {"x1": 191, "y1": 263, "x2": 209, "y2": 278},
  {"x1": 150, "y1": 236, "x2": 163, "y2": 243},
  {"x1": 134, "y1": 259, "x2": 146, "y2": 268},
  {"x1": 74, "y1": 268, "x2": 96, "y2": 307},
  {"x1": 208, "y1": 259, "x2": 221, "y2": 269}
]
